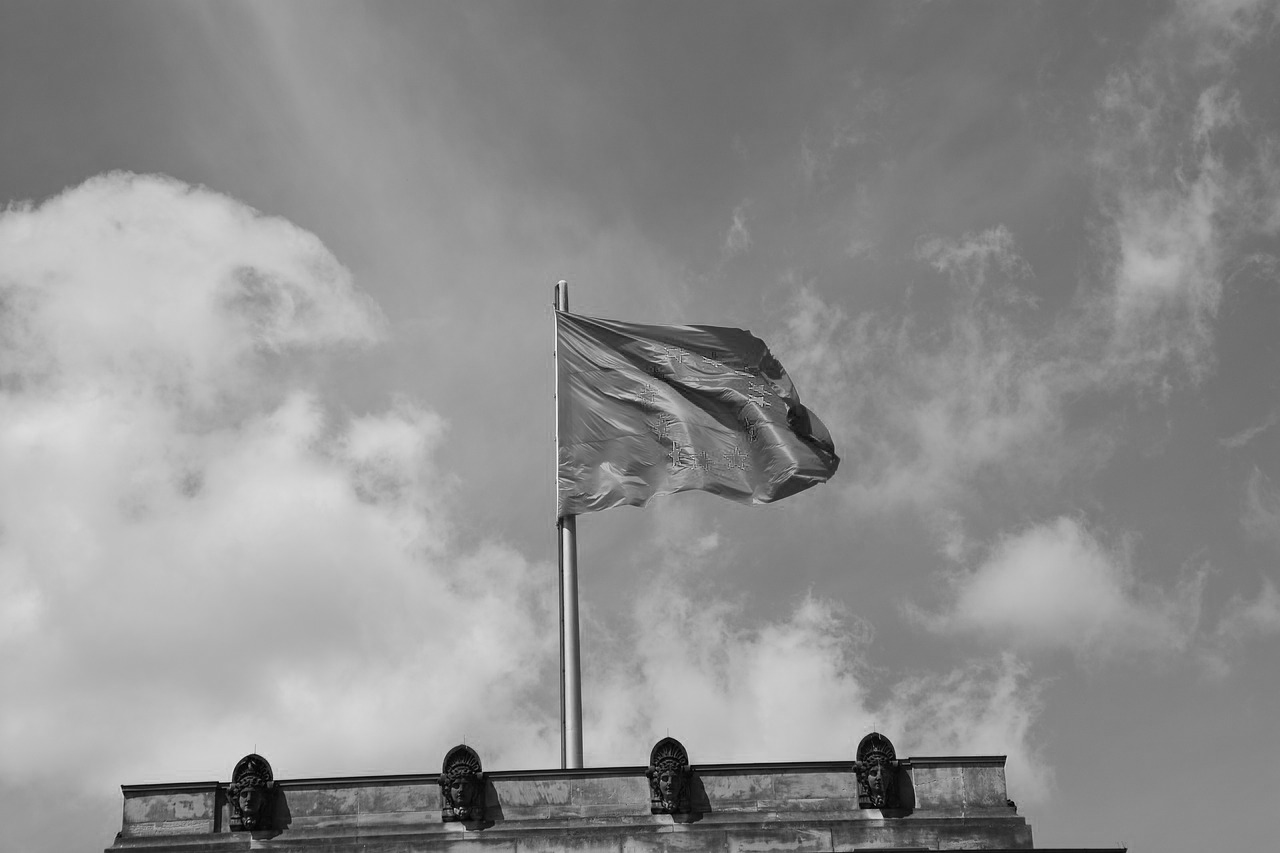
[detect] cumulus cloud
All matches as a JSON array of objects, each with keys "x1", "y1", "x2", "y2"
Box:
[
  {"x1": 909, "y1": 518, "x2": 1206, "y2": 664},
  {"x1": 0, "y1": 175, "x2": 560, "y2": 839}
]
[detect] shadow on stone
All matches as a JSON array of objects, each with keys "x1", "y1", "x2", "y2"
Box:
[
  {"x1": 271, "y1": 790, "x2": 292, "y2": 834},
  {"x1": 678, "y1": 774, "x2": 708, "y2": 823},
  {"x1": 470, "y1": 778, "x2": 500, "y2": 829}
]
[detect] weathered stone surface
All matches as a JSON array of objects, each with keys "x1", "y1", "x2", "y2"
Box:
[
  {"x1": 120, "y1": 819, "x2": 213, "y2": 838},
  {"x1": 773, "y1": 771, "x2": 856, "y2": 801},
  {"x1": 357, "y1": 782, "x2": 433, "y2": 814},
  {"x1": 832, "y1": 822, "x2": 939, "y2": 850},
  {"x1": 282, "y1": 786, "x2": 359, "y2": 818},
  {"x1": 911, "y1": 765, "x2": 966, "y2": 810},
  {"x1": 962, "y1": 766, "x2": 1009, "y2": 807},
  {"x1": 579, "y1": 774, "x2": 649, "y2": 806},
  {"x1": 621, "y1": 827, "x2": 722, "y2": 853},
  {"x1": 515, "y1": 834, "x2": 623, "y2": 853},
  {"x1": 109, "y1": 757, "x2": 1047, "y2": 853},
  {"x1": 124, "y1": 792, "x2": 215, "y2": 826},
  {"x1": 727, "y1": 826, "x2": 832, "y2": 852},
  {"x1": 494, "y1": 778, "x2": 573, "y2": 807},
  {"x1": 699, "y1": 771, "x2": 774, "y2": 804}
]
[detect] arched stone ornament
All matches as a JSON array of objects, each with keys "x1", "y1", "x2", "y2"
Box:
[
  {"x1": 439, "y1": 744, "x2": 484, "y2": 822},
  {"x1": 646, "y1": 737, "x2": 692, "y2": 815},
  {"x1": 228, "y1": 754, "x2": 275, "y2": 832},
  {"x1": 854, "y1": 732, "x2": 899, "y2": 810}
]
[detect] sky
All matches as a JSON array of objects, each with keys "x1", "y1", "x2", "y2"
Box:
[{"x1": 1, "y1": 2, "x2": 1278, "y2": 852}]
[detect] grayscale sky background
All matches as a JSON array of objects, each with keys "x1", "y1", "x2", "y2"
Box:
[{"x1": 2, "y1": 2, "x2": 1279, "y2": 852}]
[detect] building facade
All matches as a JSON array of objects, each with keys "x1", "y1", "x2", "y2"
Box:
[{"x1": 107, "y1": 734, "x2": 1117, "y2": 853}]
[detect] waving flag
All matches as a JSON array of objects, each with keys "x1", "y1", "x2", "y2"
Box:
[{"x1": 556, "y1": 312, "x2": 839, "y2": 516}]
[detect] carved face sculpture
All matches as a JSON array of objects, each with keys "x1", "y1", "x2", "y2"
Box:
[
  {"x1": 234, "y1": 782, "x2": 267, "y2": 829},
  {"x1": 863, "y1": 761, "x2": 891, "y2": 807},
  {"x1": 439, "y1": 745, "x2": 484, "y2": 822},
  {"x1": 855, "y1": 733, "x2": 898, "y2": 810},
  {"x1": 446, "y1": 773, "x2": 477, "y2": 817},
  {"x1": 646, "y1": 737, "x2": 691, "y2": 815},
  {"x1": 656, "y1": 766, "x2": 683, "y2": 807},
  {"x1": 230, "y1": 773, "x2": 270, "y2": 829}
]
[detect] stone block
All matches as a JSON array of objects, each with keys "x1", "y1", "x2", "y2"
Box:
[
  {"x1": 358, "y1": 783, "x2": 434, "y2": 815},
  {"x1": 494, "y1": 779, "x2": 572, "y2": 807},
  {"x1": 570, "y1": 775, "x2": 649, "y2": 806},
  {"x1": 282, "y1": 813, "x2": 359, "y2": 832},
  {"x1": 832, "y1": 822, "x2": 938, "y2": 851},
  {"x1": 120, "y1": 819, "x2": 213, "y2": 838},
  {"x1": 432, "y1": 841, "x2": 518, "y2": 853},
  {"x1": 773, "y1": 771, "x2": 858, "y2": 804},
  {"x1": 515, "y1": 833, "x2": 622, "y2": 853},
  {"x1": 961, "y1": 767, "x2": 1007, "y2": 807},
  {"x1": 727, "y1": 826, "x2": 833, "y2": 852},
  {"x1": 777, "y1": 796, "x2": 859, "y2": 813},
  {"x1": 356, "y1": 809, "x2": 435, "y2": 829},
  {"x1": 622, "y1": 827, "x2": 727, "y2": 853},
  {"x1": 910, "y1": 766, "x2": 966, "y2": 810},
  {"x1": 124, "y1": 792, "x2": 215, "y2": 825},
  {"x1": 699, "y1": 773, "x2": 774, "y2": 804},
  {"x1": 282, "y1": 786, "x2": 358, "y2": 818}
]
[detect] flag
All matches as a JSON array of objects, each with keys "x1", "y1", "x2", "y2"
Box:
[{"x1": 556, "y1": 311, "x2": 839, "y2": 516}]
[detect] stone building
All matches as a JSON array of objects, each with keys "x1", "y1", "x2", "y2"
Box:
[{"x1": 106, "y1": 734, "x2": 1117, "y2": 852}]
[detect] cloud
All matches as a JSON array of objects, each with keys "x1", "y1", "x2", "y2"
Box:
[
  {"x1": 1242, "y1": 467, "x2": 1280, "y2": 548},
  {"x1": 880, "y1": 654, "x2": 1050, "y2": 802},
  {"x1": 0, "y1": 174, "x2": 560, "y2": 841},
  {"x1": 1090, "y1": 4, "x2": 1280, "y2": 388},
  {"x1": 908, "y1": 518, "x2": 1206, "y2": 664},
  {"x1": 774, "y1": 233, "x2": 1092, "y2": 518},
  {"x1": 0, "y1": 174, "x2": 1053, "y2": 853},
  {"x1": 1220, "y1": 409, "x2": 1280, "y2": 448},
  {"x1": 584, "y1": 526, "x2": 1052, "y2": 804},
  {"x1": 1214, "y1": 575, "x2": 1280, "y2": 645},
  {"x1": 0, "y1": 173, "x2": 385, "y2": 405},
  {"x1": 773, "y1": 4, "x2": 1280, "y2": 528},
  {"x1": 722, "y1": 201, "x2": 752, "y2": 259}
]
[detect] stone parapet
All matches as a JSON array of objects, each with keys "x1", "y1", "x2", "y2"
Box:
[{"x1": 109, "y1": 757, "x2": 1033, "y2": 852}]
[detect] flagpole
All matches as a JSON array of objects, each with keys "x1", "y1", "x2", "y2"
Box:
[{"x1": 554, "y1": 280, "x2": 584, "y2": 770}]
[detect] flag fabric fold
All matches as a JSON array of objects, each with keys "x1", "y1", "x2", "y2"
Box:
[{"x1": 556, "y1": 311, "x2": 839, "y2": 516}]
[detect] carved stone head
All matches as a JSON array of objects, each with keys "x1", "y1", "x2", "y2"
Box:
[
  {"x1": 854, "y1": 733, "x2": 899, "y2": 809},
  {"x1": 439, "y1": 745, "x2": 483, "y2": 822},
  {"x1": 646, "y1": 737, "x2": 691, "y2": 815},
  {"x1": 228, "y1": 754, "x2": 275, "y2": 831}
]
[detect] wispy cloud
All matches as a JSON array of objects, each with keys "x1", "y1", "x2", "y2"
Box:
[
  {"x1": 1242, "y1": 467, "x2": 1280, "y2": 548},
  {"x1": 1213, "y1": 576, "x2": 1280, "y2": 646},
  {"x1": 774, "y1": 0, "x2": 1280, "y2": 555},
  {"x1": 586, "y1": 523, "x2": 1052, "y2": 803},
  {"x1": 1220, "y1": 409, "x2": 1280, "y2": 448},
  {"x1": 775, "y1": 231, "x2": 1089, "y2": 518},
  {"x1": 722, "y1": 201, "x2": 752, "y2": 259},
  {"x1": 1090, "y1": 3, "x2": 1280, "y2": 389}
]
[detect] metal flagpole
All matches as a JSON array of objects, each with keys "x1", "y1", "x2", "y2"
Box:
[{"x1": 554, "y1": 280, "x2": 584, "y2": 769}]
